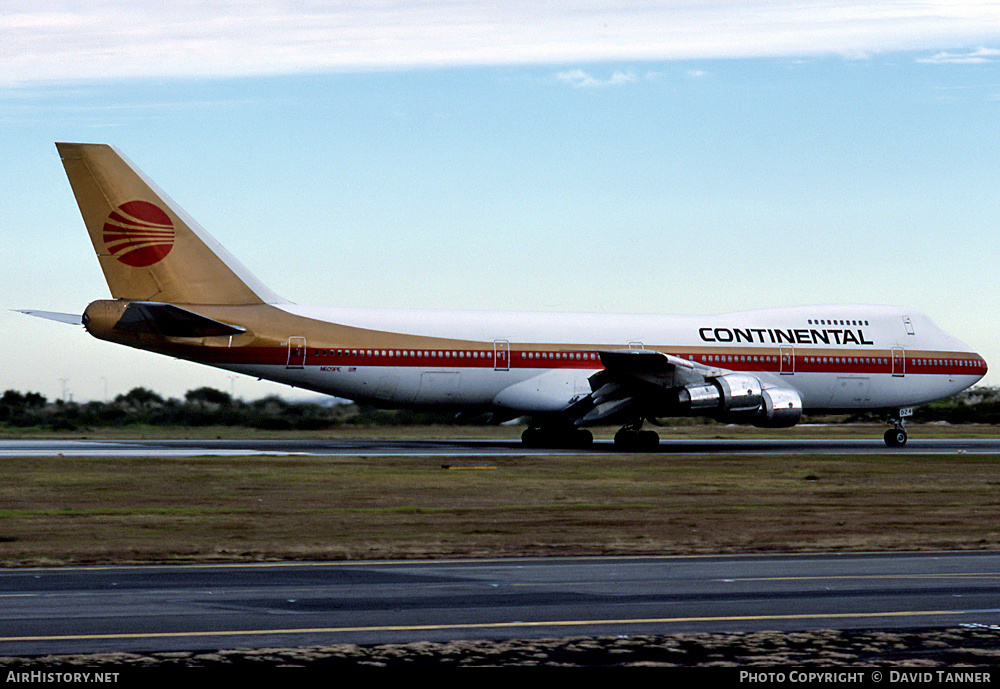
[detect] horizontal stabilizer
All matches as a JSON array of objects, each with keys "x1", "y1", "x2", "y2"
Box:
[
  {"x1": 112, "y1": 302, "x2": 246, "y2": 338},
  {"x1": 15, "y1": 310, "x2": 83, "y2": 325}
]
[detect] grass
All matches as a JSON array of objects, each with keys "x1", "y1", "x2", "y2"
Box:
[{"x1": 0, "y1": 428, "x2": 998, "y2": 566}]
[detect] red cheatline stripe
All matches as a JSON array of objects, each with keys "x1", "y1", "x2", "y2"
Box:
[{"x1": 150, "y1": 344, "x2": 986, "y2": 375}]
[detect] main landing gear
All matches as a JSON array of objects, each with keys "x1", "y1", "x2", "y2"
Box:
[
  {"x1": 884, "y1": 414, "x2": 908, "y2": 447},
  {"x1": 613, "y1": 419, "x2": 659, "y2": 451}
]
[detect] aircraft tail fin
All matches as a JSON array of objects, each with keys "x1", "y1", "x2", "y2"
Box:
[{"x1": 55, "y1": 143, "x2": 287, "y2": 305}]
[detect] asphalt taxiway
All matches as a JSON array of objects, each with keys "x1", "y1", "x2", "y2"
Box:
[{"x1": 2, "y1": 552, "x2": 1000, "y2": 656}]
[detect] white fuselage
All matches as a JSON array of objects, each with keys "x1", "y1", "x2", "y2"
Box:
[{"x1": 216, "y1": 303, "x2": 986, "y2": 417}]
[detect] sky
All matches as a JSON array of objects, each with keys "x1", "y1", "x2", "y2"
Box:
[{"x1": 2, "y1": 1, "x2": 999, "y2": 403}]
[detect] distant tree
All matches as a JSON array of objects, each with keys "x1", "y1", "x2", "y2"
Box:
[
  {"x1": 0, "y1": 390, "x2": 48, "y2": 424},
  {"x1": 251, "y1": 395, "x2": 292, "y2": 413},
  {"x1": 23, "y1": 392, "x2": 46, "y2": 408},
  {"x1": 1, "y1": 391, "x2": 26, "y2": 409},
  {"x1": 1, "y1": 390, "x2": 46, "y2": 409},
  {"x1": 184, "y1": 387, "x2": 233, "y2": 407},
  {"x1": 115, "y1": 387, "x2": 165, "y2": 412}
]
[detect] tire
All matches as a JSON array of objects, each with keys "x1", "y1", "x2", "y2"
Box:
[
  {"x1": 884, "y1": 429, "x2": 907, "y2": 447},
  {"x1": 573, "y1": 429, "x2": 594, "y2": 449},
  {"x1": 614, "y1": 428, "x2": 659, "y2": 451},
  {"x1": 521, "y1": 427, "x2": 542, "y2": 447},
  {"x1": 640, "y1": 430, "x2": 660, "y2": 450}
]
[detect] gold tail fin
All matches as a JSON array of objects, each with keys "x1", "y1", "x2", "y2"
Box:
[{"x1": 56, "y1": 143, "x2": 286, "y2": 306}]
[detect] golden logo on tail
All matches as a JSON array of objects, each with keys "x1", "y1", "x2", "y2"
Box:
[{"x1": 103, "y1": 200, "x2": 175, "y2": 267}]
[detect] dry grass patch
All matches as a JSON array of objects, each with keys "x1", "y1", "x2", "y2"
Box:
[{"x1": 0, "y1": 450, "x2": 998, "y2": 565}]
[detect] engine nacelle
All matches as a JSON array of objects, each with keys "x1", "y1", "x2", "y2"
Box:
[
  {"x1": 756, "y1": 386, "x2": 803, "y2": 428},
  {"x1": 677, "y1": 373, "x2": 802, "y2": 428},
  {"x1": 715, "y1": 372, "x2": 763, "y2": 417}
]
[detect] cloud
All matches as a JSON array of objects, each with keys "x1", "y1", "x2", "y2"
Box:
[
  {"x1": 916, "y1": 47, "x2": 1000, "y2": 64},
  {"x1": 556, "y1": 69, "x2": 637, "y2": 88},
  {"x1": 5, "y1": 2, "x2": 1000, "y2": 85}
]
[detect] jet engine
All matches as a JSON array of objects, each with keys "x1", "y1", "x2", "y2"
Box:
[{"x1": 676, "y1": 372, "x2": 802, "y2": 428}]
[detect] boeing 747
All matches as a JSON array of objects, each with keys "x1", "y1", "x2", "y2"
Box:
[{"x1": 21, "y1": 143, "x2": 988, "y2": 449}]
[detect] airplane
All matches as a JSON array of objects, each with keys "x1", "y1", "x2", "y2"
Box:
[{"x1": 20, "y1": 143, "x2": 988, "y2": 449}]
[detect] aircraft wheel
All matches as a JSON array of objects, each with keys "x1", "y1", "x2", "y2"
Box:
[
  {"x1": 884, "y1": 428, "x2": 907, "y2": 447},
  {"x1": 522, "y1": 427, "x2": 543, "y2": 448},
  {"x1": 572, "y1": 429, "x2": 594, "y2": 449},
  {"x1": 614, "y1": 428, "x2": 659, "y2": 451},
  {"x1": 613, "y1": 428, "x2": 634, "y2": 449}
]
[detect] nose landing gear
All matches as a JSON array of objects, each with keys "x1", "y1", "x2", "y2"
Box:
[{"x1": 884, "y1": 413, "x2": 908, "y2": 447}]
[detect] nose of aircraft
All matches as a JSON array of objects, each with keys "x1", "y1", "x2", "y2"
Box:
[
  {"x1": 958, "y1": 347, "x2": 988, "y2": 393},
  {"x1": 929, "y1": 318, "x2": 988, "y2": 390}
]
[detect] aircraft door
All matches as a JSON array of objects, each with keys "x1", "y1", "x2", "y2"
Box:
[
  {"x1": 779, "y1": 346, "x2": 794, "y2": 374},
  {"x1": 286, "y1": 336, "x2": 306, "y2": 369},
  {"x1": 892, "y1": 348, "x2": 905, "y2": 377},
  {"x1": 494, "y1": 340, "x2": 510, "y2": 371}
]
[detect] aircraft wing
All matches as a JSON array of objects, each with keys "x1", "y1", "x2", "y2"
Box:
[
  {"x1": 568, "y1": 349, "x2": 718, "y2": 425},
  {"x1": 567, "y1": 348, "x2": 801, "y2": 429},
  {"x1": 111, "y1": 302, "x2": 246, "y2": 338}
]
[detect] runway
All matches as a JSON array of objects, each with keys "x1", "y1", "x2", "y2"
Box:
[
  {"x1": 2, "y1": 436, "x2": 999, "y2": 457},
  {"x1": 2, "y1": 552, "x2": 999, "y2": 656}
]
